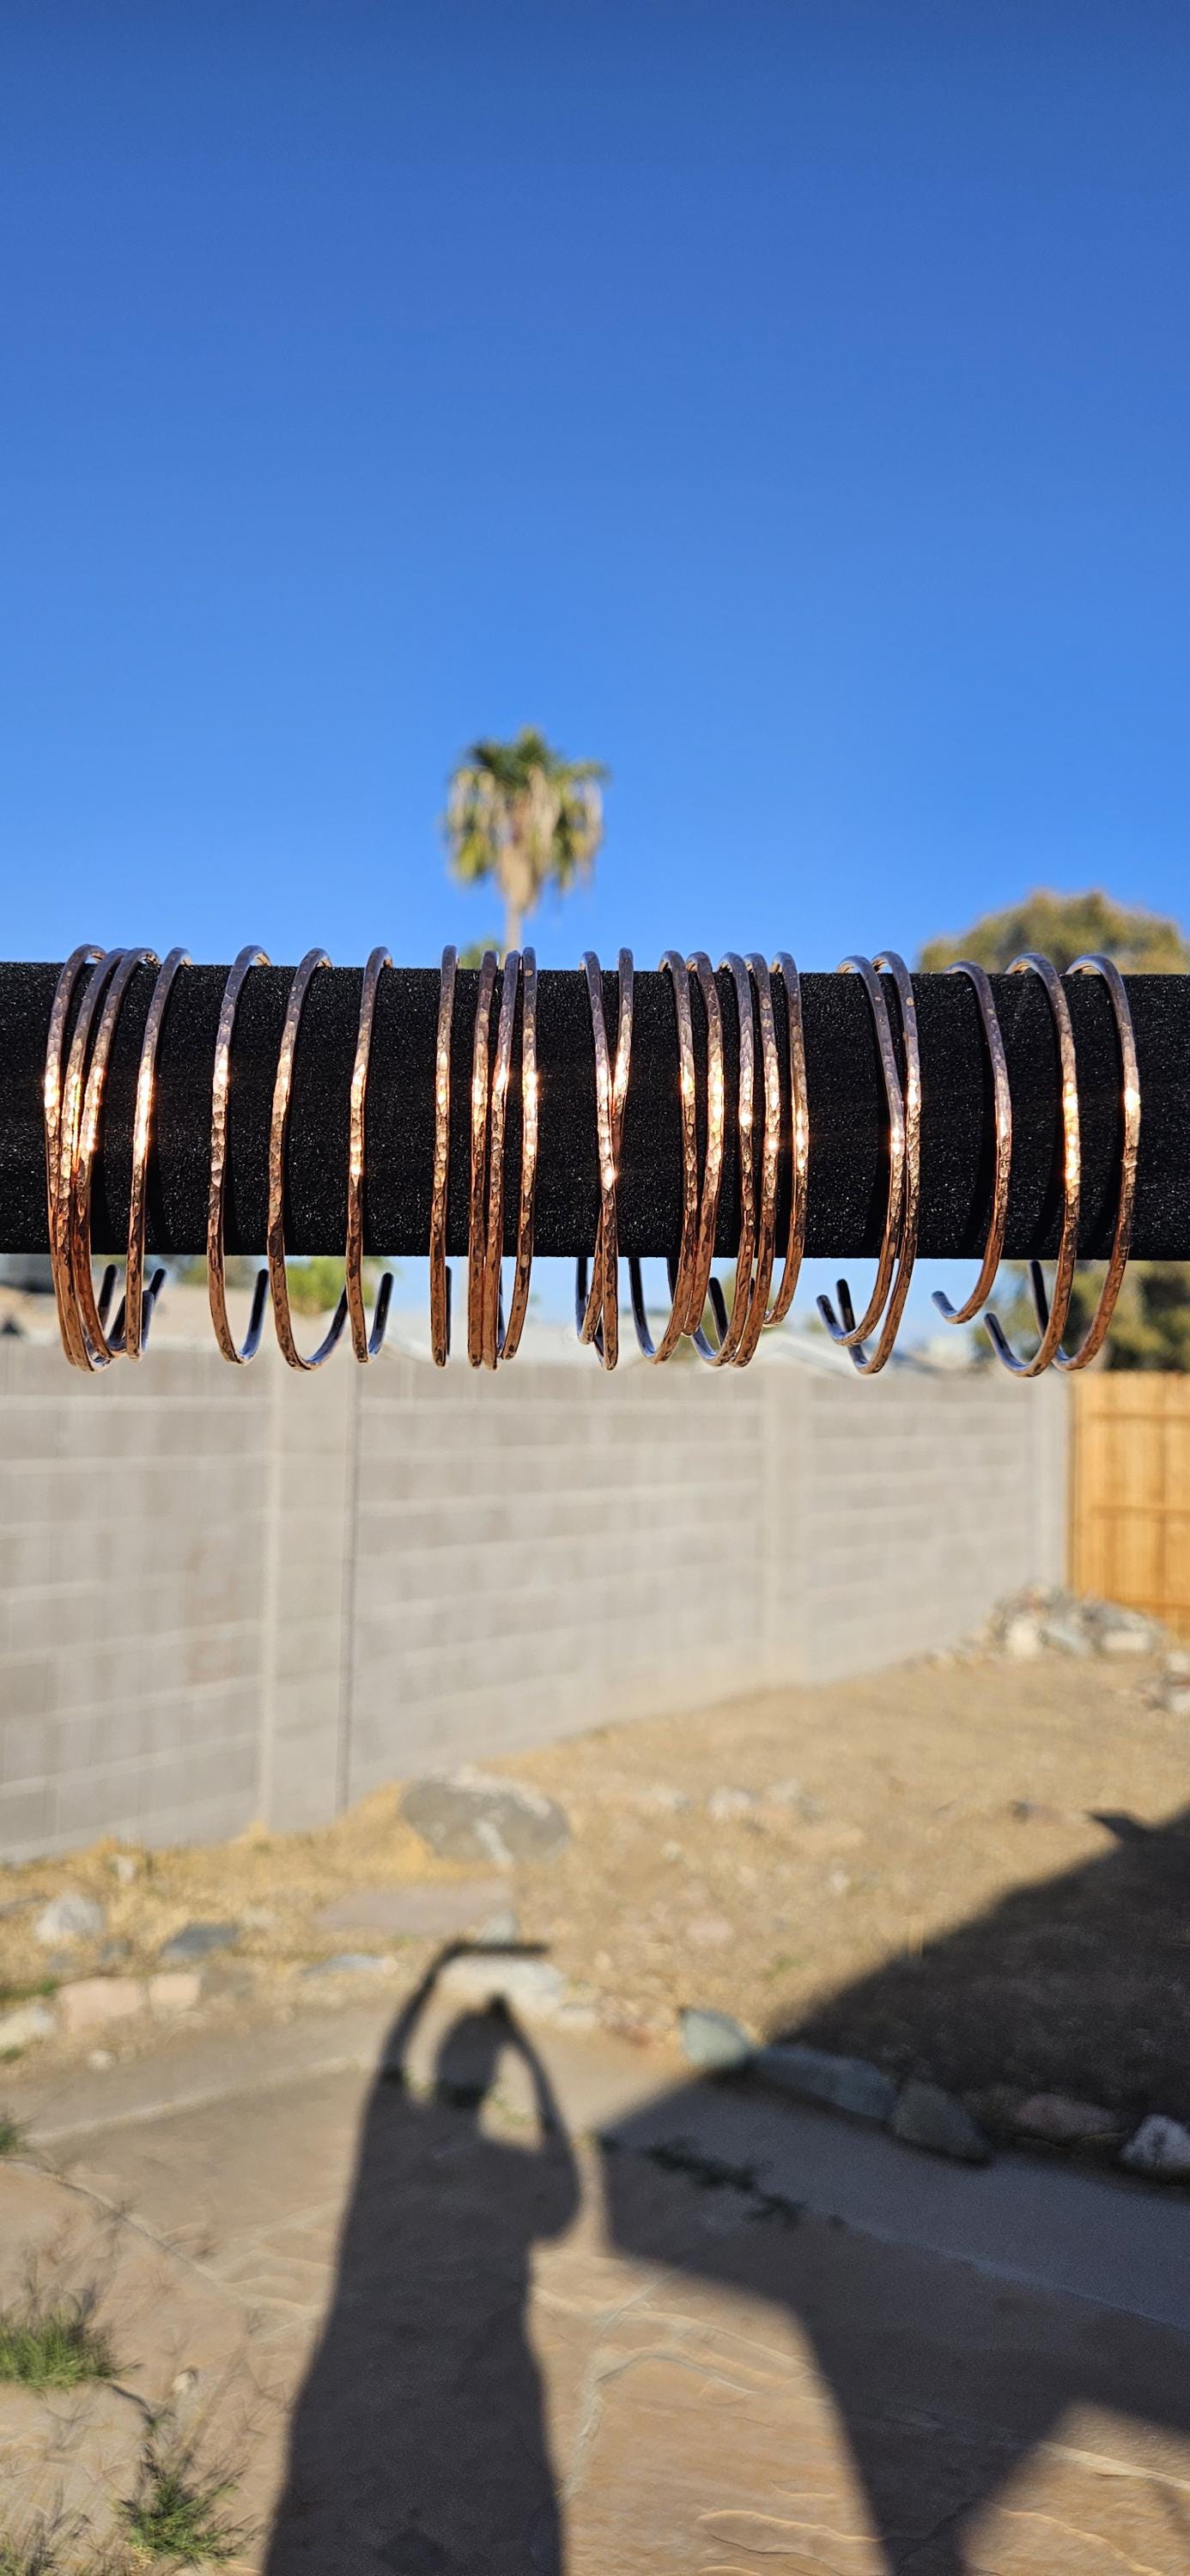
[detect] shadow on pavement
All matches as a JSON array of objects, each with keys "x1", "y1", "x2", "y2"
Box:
[
  {"x1": 266, "y1": 1814, "x2": 1190, "y2": 2572},
  {"x1": 604, "y1": 1802, "x2": 1190, "y2": 2572},
  {"x1": 264, "y1": 1955, "x2": 578, "y2": 2576}
]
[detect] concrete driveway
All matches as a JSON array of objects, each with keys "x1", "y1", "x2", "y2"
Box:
[{"x1": 5, "y1": 1980, "x2": 1190, "y2": 2573}]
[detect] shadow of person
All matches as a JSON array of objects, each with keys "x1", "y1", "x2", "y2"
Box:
[
  {"x1": 601, "y1": 1807, "x2": 1190, "y2": 2572},
  {"x1": 266, "y1": 1955, "x2": 579, "y2": 2576}
]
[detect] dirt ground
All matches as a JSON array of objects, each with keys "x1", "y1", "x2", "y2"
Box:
[{"x1": 4, "y1": 1641, "x2": 1188, "y2": 2135}]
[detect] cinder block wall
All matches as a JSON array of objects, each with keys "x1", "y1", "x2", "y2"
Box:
[{"x1": 0, "y1": 1334, "x2": 1068, "y2": 1860}]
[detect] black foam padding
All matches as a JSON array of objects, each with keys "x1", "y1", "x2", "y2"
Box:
[{"x1": 2, "y1": 961, "x2": 1187, "y2": 1260}]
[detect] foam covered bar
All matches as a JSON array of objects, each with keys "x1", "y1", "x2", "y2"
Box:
[{"x1": 1, "y1": 960, "x2": 1187, "y2": 1260}]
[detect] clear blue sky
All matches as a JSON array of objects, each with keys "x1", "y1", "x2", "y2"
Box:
[{"x1": 3, "y1": 0, "x2": 1188, "y2": 981}]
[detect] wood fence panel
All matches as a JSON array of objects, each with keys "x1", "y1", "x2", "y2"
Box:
[{"x1": 1072, "y1": 1374, "x2": 1190, "y2": 1634}]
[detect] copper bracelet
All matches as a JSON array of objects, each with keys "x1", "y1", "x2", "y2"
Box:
[
  {"x1": 482, "y1": 949, "x2": 537, "y2": 1367},
  {"x1": 726, "y1": 952, "x2": 781, "y2": 1367},
  {"x1": 575, "y1": 950, "x2": 634, "y2": 1370},
  {"x1": 266, "y1": 949, "x2": 349, "y2": 1370},
  {"x1": 932, "y1": 960, "x2": 1012, "y2": 1330},
  {"x1": 208, "y1": 946, "x2": 271, "y2": 1364},
  {"x1": 121, "y1": 947, "x2": 188, "y2": 1360},
  {"x1": 817, "y1": 954, "x2": 907, "y2": 1357},
  {"x1": 1034, "y1": 953, "x2": 1139, "y2": 1373},
  {"x1": 628, "y1": 951, "x2": 701, "y2": 1362},
  {"x1": 984, "y1": 951, "x2": 1080, "y2": 1377},
  {"x1": 689, "y1": 953, "x2": 759, "y2": 1366},
  {"x1": 428, "y1": 946, "x2": 457, "y2": 1367},
  {"x1": 67, "y1": 948, "x2": 160, "y2": 1372},
  {"x1": 44, "y1": 945, "x2": 115, "y2": 1368},
  {"x1": 345, "y1": 946, "x2": 396, "y2": 1364},
  {"x1": 762, "y1": 951, "x2": 809, "y2": 1332},
  {"x1": 466, "y1": 950, "x2": 501, "y2": 1367},
  {"x1": 847, "y1": 951, "x2": 921, "y2": 1376}
]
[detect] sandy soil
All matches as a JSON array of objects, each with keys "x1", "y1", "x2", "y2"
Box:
[{"x1": 3, "y1": 1644, "x2": 1188, "y2": 2129}]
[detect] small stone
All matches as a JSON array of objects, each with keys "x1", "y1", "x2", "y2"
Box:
[
  {"x1": 34, "y1": 1891, "x2": 105, "y2": 1947},
  {"x1": 755, "y1": 2042, "x2": 896, "y2": 2125},
  {"x1": 0, "y1": 2000, "x2": 56, "y2": 2052},
  {"x1": 1003, "y1": 1615, "x2": 1042, "y2": 1660},
  {"x1": 58, "y1": 1978, "x2": 143, "y2": 2035},
  {"x1": 660, "y1": 1842, "x2": 683, "y2": 1864},
  {"x1": 88, "y1": 2048, "x2": 115, "y2": 2070},
  {"x1": 768, "y1": 1778, "x2": 803, "y2": 1805},
  {"x1": 108, "y1": 1853, "x2": 141, "y2": 1886},
  {"x1": 892, "y1": 2078, "x2": 990, "y2": 2162},
  {"x1": 240, "y1": 1905, "x2": 279, "y2": 1931},
  {"x1": 438, "y1": 1953, "x2": 567, "y2": 2016},
  {"x1": 826, "y1": 1868, "x2": 851, "y2": 1898},
  {"x1": 1085, "y1": 1599, "x2": 1161, "y2": 1654},
  {"x1": 1157, "y1": 1678, "x2": 1190, "y2": 1717},
  {"x1": 1164, "y1": 1649, "x2": 1190, "y2": 1680},
  {"x1": 147, "y1": 1971, "x2": 202, "y2": 2014},
  {"x1": 159, "y1": 1922, "x2": 240, "y2": 1966},
  {"x1": 552, "y1": 2000, "x2": 598, "y2": 2033},
  {"x1": 706, "y1": 1788, "x2": 756, "y2": 1823},
  {"x1": 1120, "y1": 2113, "x2": 1190, "y2": 2179},
  {"x1": 1039, "y1": 1617, "x2": 1092, "y2": 1658},
  {"x1": 686, "y1": 1915, "x2": 734, "y2": 1949},
  {"x1": 316, "y1": 1880, "x2": 508, "y2": 1939},
  {"x1": 99, "y1": 1939, "x2": 131, "y2": 1967},
  {"x1": 1014, "y1": 2093, "x2": 1120, "y2": 2146},
  {"x1": 301, "y1": 1952, "x2": 396, "y2": 1979},
  {"x1": 401, "y1": 1770, "x2": 571, "y2": 1868},
  {"x1": 679, "y1": 2008, "x2": 753, "y2": 2070}
]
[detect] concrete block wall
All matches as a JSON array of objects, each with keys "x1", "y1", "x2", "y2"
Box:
[{"x1": 0, "y1": 1332, "x2": 1069, "y2": 1860}]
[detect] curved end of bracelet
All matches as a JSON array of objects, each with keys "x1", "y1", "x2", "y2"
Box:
[
  {"x1": 431, "y1": 1265, "x2": 452, "y2": 1369},
  {"x1": 817, "y1": 1277, "x2": 859, "y2": 1346}
]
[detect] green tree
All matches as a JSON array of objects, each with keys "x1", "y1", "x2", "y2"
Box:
[
  {"x1": 919, "y1": 887, "x2": 1190, "y2": 976},
  {"x1": 444, "y1": 726, "x2": 608, "y2": 956},
  {"x1": 921, "y1": 887, "x2": 1190, "y2": 1371}
]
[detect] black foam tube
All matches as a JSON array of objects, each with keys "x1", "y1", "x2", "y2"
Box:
[{"x1": 1, "y1": 961, "x2": 1187, "y2": 1261}]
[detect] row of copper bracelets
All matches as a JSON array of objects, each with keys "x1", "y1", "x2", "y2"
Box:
[{"x1": 41, "y1": 941, "x2": 1138, "y2": 1377}]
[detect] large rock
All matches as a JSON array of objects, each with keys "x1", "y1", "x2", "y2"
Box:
[
  {"x1": 33, "y1": 1891, "x2": 105, "y2": 1947},
  {"x1": 754, "y1": 2042, "x2": 896, "y2": 2125},
  {"x1": 1120, "y1": 2113, "x2": 1190, "y2": 2179},
  {"x1": 402, "y1": 1770, "x2": 571, "y2": 1868},
  {"x1": 892, "y1": 2079, "x2": 990, "y2": 2163}
]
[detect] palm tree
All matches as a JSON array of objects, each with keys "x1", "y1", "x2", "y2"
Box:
[{"x1": 443, "y1": 727, "x2": 608, "y2": 955}]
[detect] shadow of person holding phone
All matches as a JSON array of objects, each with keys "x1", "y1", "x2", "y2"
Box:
[{"x1": 265, "y1": 1953, "x2": 580, "y2": 2576}]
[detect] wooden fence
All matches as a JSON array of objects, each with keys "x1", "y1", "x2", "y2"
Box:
[{"x1": 1072, "y1": 1374, "x2": 1190, "y2": 1636}]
